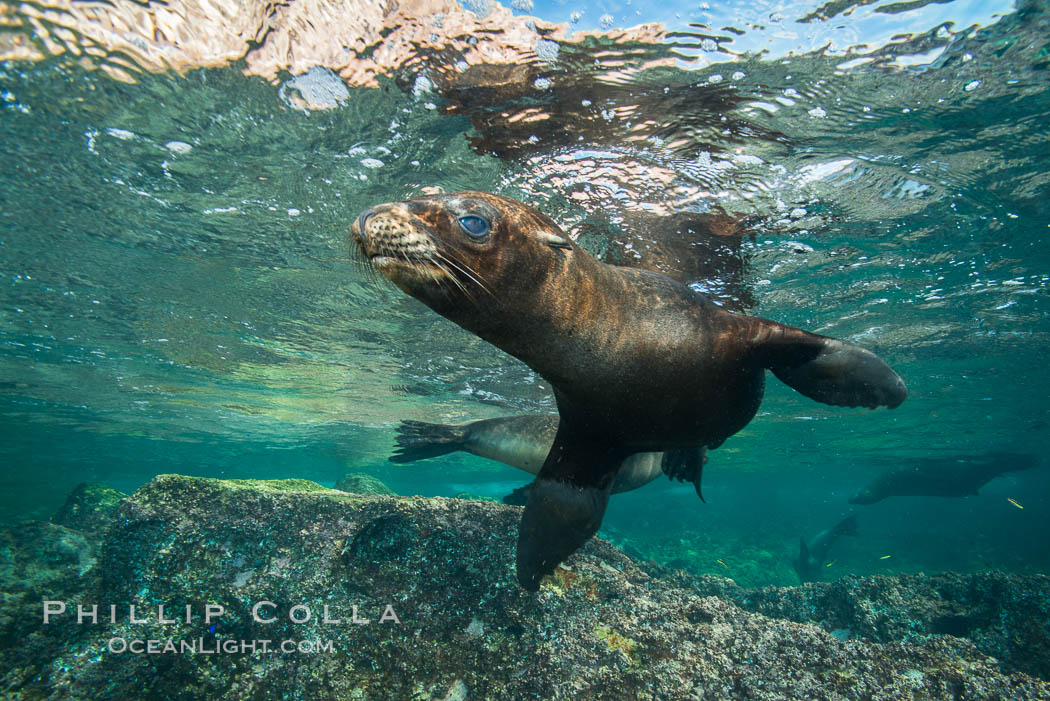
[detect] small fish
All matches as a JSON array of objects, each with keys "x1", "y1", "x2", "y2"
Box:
[
  {"x1": 824, "y1": 560, "x2": 835, "y2": 568},
  {"x1": 716, "y1": 559, "x2": 729, "y2": 569},
  {"x1": 1007, "y1": 498, "x2": 1024, "y2": 510},
  {"x1": 879, "y1": 555, "x2": 892, "y2": 560}
]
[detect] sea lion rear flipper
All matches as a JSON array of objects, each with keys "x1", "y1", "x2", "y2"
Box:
[
  {"x1": 661, "y1": 448, "x2": 708, "y2": 502},
  {"x1": 388, "y1": 420, "x2": 469, "y2": 463},
  {"x1": 753, "y1": 326, "x2": 907, "y2": 409},
  {"x1": 502, "y1": 484, "x2": 531, "y2": 505},
  {"x1": 516, "y1": 435, "x2": 618, "y2": 591},
  {"x1": 835, "y1": 513, "x2": 860, "y2": 537}
]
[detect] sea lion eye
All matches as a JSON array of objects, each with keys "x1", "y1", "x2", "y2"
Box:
[{"x1": 458, "y1": 215, "x2": 490, "y2": 240}]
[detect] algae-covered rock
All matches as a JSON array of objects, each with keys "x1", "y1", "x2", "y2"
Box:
[
  {"x1": 0, "y1": 520, "x2": 102, "y2": 691},
  {"x1": 3, "y1": 474, "x2": 1049, "y2": 699},
  {"x1": 652, "y1": 567, "x2": 1050, "y2": 682},
  {"x1": 51, "y1": 482, "x2": 126, "y2": 534},
  {"x1": 453, "y1": 492, "x2": 500, "y2": 503},
  {"x1": 333, "y1": 472, "x2": 396, "y2": 495}
]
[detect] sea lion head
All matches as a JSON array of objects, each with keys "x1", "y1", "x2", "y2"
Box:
[{"x1": 351, "y1": 190, "x2": 576, "y2": 326}]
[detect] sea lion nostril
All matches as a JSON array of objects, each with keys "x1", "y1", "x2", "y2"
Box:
[{"x1": 357, "y1": 209, "x2": 376, "y2": 235}]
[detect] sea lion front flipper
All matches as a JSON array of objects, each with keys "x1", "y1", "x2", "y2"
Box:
[
  {"x1": 661, "y1": 448, "x2": 708, "y2": 502},
  {"x1": 516, "y1": 435, "x2": 619, "y2": 591},
  {"x1": 753, "y1": 326, "x2": 907, "y2": 409}
]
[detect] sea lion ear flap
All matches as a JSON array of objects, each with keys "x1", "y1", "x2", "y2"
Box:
[
  {"x1": 753, "y1": 325, "x2": 907, "y2": 409},
  {"x1": 537, "y1": 231, "x2": 573, "y2": 251}
]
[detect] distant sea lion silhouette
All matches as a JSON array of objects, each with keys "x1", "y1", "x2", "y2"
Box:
[
  {"x1": 351, "y1": 191, "x2": 907, "y2": 590},
  {"x1": 850, "y1": 452, "x2": 1038, "y2": 505},
  {"x1": 793, "y1": 514, "x2": 859, "y2": 583},
  {"x1": 389, "y1": 416, "x2": 708, "y2": 503}
]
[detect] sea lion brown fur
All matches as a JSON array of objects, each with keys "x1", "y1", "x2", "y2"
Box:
[{"x1": 351, "y1": 191, "x2": 907, "y2": 590}]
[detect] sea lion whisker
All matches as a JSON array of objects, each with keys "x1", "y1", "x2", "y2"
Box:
[
  {"x1": 429, "y1": 256, "x2": 475, "y2": 300},
  {"x1": 434, "y1": 251, "x2": 493, "y2": 298},
  {"x1": 440, "y1": 269, "x2": 470, "y2": 301},
  {"x1": 420, "y1": 255, "x2": 456, "y2": 287},
  {"x1": 346, "y1": 235, "x2": 387, "y2": 294},
  {"x1": 431, "y1": 254, "x2": 482, "y2": 301},
  {"x1": 355, "y1": 251, "x2": 393, "y2": 297}
]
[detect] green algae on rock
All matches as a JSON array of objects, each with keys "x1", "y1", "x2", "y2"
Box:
[
  {"x1": 50, "y1": 482, "x2": 127, "y2": 534},
  {"x1": 0, "y1": 520, "x2": 104, "y2": 691},
  {"x1": 2, "y1": 475, "x2": 1050, "y2": 699},
  {"x1": 453, "y1": 492, "x2": 500, "y2": 502},
  {"x1": 654, "y1": 567, "x2": 1050, "y2": 682},
  {"x1": 333, "y1": 472, "x2": 397, "y2": 496}
]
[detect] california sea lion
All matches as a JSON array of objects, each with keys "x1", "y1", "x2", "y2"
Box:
[
  {"x1": 351, "y1": 191, "x2": 907, "y2": 590},
  {"x1": 388, "y1": 416, "x2": 702, "y2": 503},
  {"x1": 793, "y1": 514, "x2": 859, "y2": 583},
  {"x1": 850, "y1": 452, "x2": 1038, "y2": 505}
]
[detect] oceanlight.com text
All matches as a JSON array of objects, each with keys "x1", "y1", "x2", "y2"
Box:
[{"x1": 107, "y1": 637, "x2": 336, "y2": 655}]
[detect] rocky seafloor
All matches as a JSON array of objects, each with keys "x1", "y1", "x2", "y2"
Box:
[{"x1": 1, "y1": 476, "x2": 1048, "y2": 699}]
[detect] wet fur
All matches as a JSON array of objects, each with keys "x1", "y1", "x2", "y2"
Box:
[{"x1": 352, "y1": 191, "x2": 907, "y2": 590}]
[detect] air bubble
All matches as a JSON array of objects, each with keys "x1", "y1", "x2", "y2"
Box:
[
  {"x1": 465, "y1": 0, "x2": 492, "y2": 18},
  {"x1": 534, "y1": 39, "x2": 559, "y2": 62},
  {"x1": 412, "y1": 74, "x2": 433, "y2": 96}
]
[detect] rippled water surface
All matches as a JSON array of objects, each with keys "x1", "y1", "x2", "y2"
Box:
[{"x1": 2, "y1": 0, "x2": 1048, "y2": 585}]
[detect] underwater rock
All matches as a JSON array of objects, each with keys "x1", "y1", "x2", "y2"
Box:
[
  {"x1": 333, "y1": 472, "x2": 396, "y2": 495},
  {"x1": 659, "y1": 569, "x2": 1050, "y2": 682},
  {"x1": 51, "y1": 482, "x2": 127, "y2": 534},
  {"x1": 453, "y1": 492, "x2": 500, "y2": 502},
  {"x1": 2, "y1": 474, "x2": 1048, "y2": 699},
  {"x1": 0, "y1": 520, "x2": 102, "y2": 690}
]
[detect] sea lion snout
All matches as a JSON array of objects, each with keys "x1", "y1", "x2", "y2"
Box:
[
  {"x1": 352, "y1": 205, "x2": 437, "y2": 259},
  {"x1": 356, "y1": 208, "x2": 376, "y2": 235},
  {"x1": 351, "y1": 198, "x2": 508, "y2": 300}
]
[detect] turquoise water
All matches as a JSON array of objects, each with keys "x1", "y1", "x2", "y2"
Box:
[{"x1": 2, "y1": 0, "x2": 1049, "y2": 589}]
